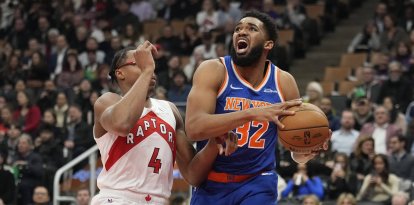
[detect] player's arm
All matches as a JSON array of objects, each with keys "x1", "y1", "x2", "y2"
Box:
[
  {"x1": 94, "y1": 41, "x2": 157, "y2": 137},
  {"x1": 185, "y1": 60, "x2": 300, "y2": 141},
  {"x1": 171, "y1": 103, "x2": 237, "y2": 187}
]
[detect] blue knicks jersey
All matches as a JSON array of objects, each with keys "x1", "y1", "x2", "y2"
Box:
[{"x1": 197, "y1": 55, "x2": 285, "y2": 175}]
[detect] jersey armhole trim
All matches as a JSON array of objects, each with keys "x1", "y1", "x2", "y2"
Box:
[
  {"x1": 217, "y1": 57, "x2": 228, "y2": 98},
  {"x1": 275, "y1": 67, "x2": 285, "y2": 102}
]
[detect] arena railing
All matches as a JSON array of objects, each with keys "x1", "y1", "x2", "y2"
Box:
[{"x1": 53, "y1": 145, "x2": 98, "y2": 205}]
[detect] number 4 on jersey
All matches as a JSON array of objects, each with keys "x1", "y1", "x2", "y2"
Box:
[{"x1": 148, "y1": 147, "x2": 162, "y2": 174}]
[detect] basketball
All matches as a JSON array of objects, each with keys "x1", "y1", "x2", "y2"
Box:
[{"x1": 278, "y1": 103, "x2": 330, "y2": 153}]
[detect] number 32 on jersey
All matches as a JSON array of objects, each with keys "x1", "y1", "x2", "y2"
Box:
[{"x1": 236, "y1": 121, "x2": 268, "y2": 149}]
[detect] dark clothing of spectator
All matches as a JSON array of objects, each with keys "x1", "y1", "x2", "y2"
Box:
[
  {"x1": 15, "y1": 151, "x2": 43, "y2": 205},
  {"x1": 36, "y1": 90, "x2": 58, "y2": 113},
  {"x1": 378, "y1": 78, "x2": 412, "y2": 112},
  {"x1": 389, "y1": 153, "x2": 414, "y2": 181},
  {"x1": 326, "y1": 111, "x2": 341, "y2": 131},
  {"x1": 167, "y1": 85, "x2": 191, "y2": 103},
  {"x1": 156, "y1": 36, "x2": 182, "y2": 56},
  {"x1": 0, "y1": 167, "x2": 15, "y2": 204},
  {"x1": 112, "y1": 13, "x2": 140, "y2": 34},
  {"x1": 326, "y1": 174, "x2": 352, "y2": 199}
]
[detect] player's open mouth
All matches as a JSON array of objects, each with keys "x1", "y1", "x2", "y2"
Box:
[{"x1": 236, "y1": 39, "x2": 249, "y2": 55}]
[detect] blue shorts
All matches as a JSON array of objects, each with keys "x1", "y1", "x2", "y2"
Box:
[{"x1": 190, "y1": 171, "x2": 278, "y2": 205}]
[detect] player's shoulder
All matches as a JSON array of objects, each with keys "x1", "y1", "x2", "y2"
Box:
[
  {"x1": 196, "y1": 58, "x2": 225, "y2": 74},
  {"x1": 94, "y1": 92, "x2": 122, "y2": 110}
]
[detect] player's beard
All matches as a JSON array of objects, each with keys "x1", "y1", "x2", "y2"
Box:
[{"x1": 230, "y1": 43, "x2": 263, "y2": 67}]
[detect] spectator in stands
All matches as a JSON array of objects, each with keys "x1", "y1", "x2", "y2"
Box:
[
  {"x1": 34, "y1": 126, "x2": 63, "y2": 194},
  {"x1": 383, "y1": 96, "x2": 407, "y2": 135},
  {"x1": 83, "y1": 91, "x2": 99, "y2": 126},
  {"x1": 194, "y1": 31, "x2": 217, "y2": 60},
  {"x1": 56, "y1": 49, "x2": 84, "y2": 89},
  {"x1": 356, "y1": 154, "x2": 399, "y2": 204},
  {"x1": 281, "y1": 163, "x2": 324, "y2": 200},
  {"x1": 373, "y1": 2, "x2": 387, "y2": 33},
  {"x1": 326, "y1": 152, "x2": 352, "y2": 199},
  {"x1": 0, "y1": 149, "x2": 15, "y2": 205},
  {"x1": 53, "y1": 92, "x2": 69, "y2": 129},
  {"x1": 183, "y1": 48, "x2": 204, "y2": 82},
  {"x1": 34, "y1": 16, "x2": 50, "y2": 45},
  {"x1": 0, "y1": 54, "x2": 25, "y2": 89},
  {"x1": 391, "y1": 191, "x2": 410, "y2": 205},
  {"x1": 378, "y1": 61, "x2": 412, "y2": 112},
  {"x1": 75, "y1": 79, "x2": 93, "y2": 115},
  {"x1": 121, "y1": 23, "x2": 144, "y2": 48},
  {"x1": 130, "y1": 0, "x2": 156, "y2": 22},
  {"x1": 320, "y1": 97, "x2": 341, "y2": 131},
  {"x1": 3, "y1": 123, "x2": 22, "y2": 165},
  {"x1": 49, "y1": 35, "x2": 69, "y2": 79},
  {"x1": 31, "y1": 185, "x2": 50, "y2": 205},
  {"x1": 217, "y1": 0, "x2": 242, "y2": 27},
  {"x1": 167, "y1": 71, "x2": 192, "y2": 103},
  {"x1": 303, "y1": 81, "x2": 323, "y2": 107},
  {"x1": 74, "y1": 188, "x2": 90, "y2": 205},
  {"x1": 70, "y1": 26, "x2": 88, "y2": 53},
  {"x1": 37, "y1": 109, "x2": 64, "y2": 142},
  {"x1": 331, "y1": 110, "x2": 359, "y2": 156},
  {"x1": 196, "y1": 0, "x2": 219, "y2": 32},
  {"x1": 180, "y1": 23, "x2": 202, "y2": 56},
  {"x1": 158, "y1": 55, "x2": 182, "y2": 90},
  {"x1": 336, "y1": 193, "x2": 356, "y2": 205},
  {"x1": 399, "y1": 4, "x2": 414, "y2": 33},
  {"x1": 352, "y1": 66, "x2": 381, "y2": 104},
  {"x1": 78, "y1": 37, "x2": 106, "y2": 68},
  {"x1": 12, "y1": 91, "x2": 41, "y2": 135},
  {"x1": 156, "y1": 25, "x2": 182, "y2": 55},
  {"x1": 83, "y1": 51, "x2": 100, "y2": 81},
  {"x1": 349, "y1": 136, "x2": 375, "y2": 193},
  {"x1": 0, "y1": 106, "x2": 13, "y2": 137},
  {"x1": 388, "y1": 135, "x2": 414, "y2": 181},
  {"x1": 6, "y1": 18, "x2": 29, "y2": 50},
  {"x1": 65, "y1": 105, "x2": 93, "y2": 163},
  {"x1": 104, "y1": 36, "x2": 123, "y2": 65},
  {"x1": 112, "y1": 0, "x2": 141, "y2": 34},
  {"x1": 26, "y1": 51, "x2": 50, "y2": 93},
  {"x1": 347, "y1": 21, "x2": 380, "y2": 53},
  {"x1": 13, "y1": 134, "x2": 43, "y2": 205},
  {"x1": 392, "y1": 41, "x2": 411, "y2": 72},
  {"x1": 379, "y1": 14, "x2": 409, "y2": 53},
  {"x1": 360, "y1": 105, "x2": 402, "y2": 154},
  {"x1": 352, "y1": 96, "x2": 374, "y2": 131},
  {"x1": 157, "y1": 0, "x2": 186, "y2": 21},
  {"x1": 37, "y1": 80, "x2": 58, "y2": 113},
  {"x1": 91, "y1": 64, "x2": 117, "y2": 94},
  {"x1": 302, "y1": 194, "x2": 320, "y2": 205}
]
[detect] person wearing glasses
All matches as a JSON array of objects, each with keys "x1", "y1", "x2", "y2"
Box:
[{"x1": 91, "y1": 42, "x2": 238, "y2": 205}]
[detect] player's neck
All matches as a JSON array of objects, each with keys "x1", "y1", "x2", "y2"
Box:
[{"x1": 235, "y1": 58, "x2": 268, "y2": 87}]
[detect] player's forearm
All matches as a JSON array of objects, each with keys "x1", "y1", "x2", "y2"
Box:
[
  {"x1": 186, "y1": 110, "x2": 254, "y2": 141},
  {"x1": 105, "y1": 71, "x2": 153, "y2": 135},
  {"x1": 180, "y1": 140, "x2": 219, "y2": 187}
]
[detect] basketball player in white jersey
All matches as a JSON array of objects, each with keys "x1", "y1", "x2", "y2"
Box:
[{"x1": 91, "y1": 41, "x2": 237, "y2": 205}]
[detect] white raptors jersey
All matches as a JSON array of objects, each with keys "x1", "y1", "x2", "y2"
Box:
[{"x1": 94, "y1": 98, "x2": 176, "y2": 204}]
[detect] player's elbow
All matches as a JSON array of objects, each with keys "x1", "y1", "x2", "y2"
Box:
[
  {"x1": 185, "y1": 120, "x2": 206, "y2": 141},
  {"x1": 186, "y1": 128, "x2": 206, "y2": 141},
  {"x1": 110, "y1": 121, "x2": 134, "y2": 136},
  {"x1": 185, "y1": 176, "x2": 203, "y2": 187}
]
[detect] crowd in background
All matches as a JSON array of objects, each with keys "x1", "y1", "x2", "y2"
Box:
[{"x1": 0, "y1": 0, "x2": 413, "y2": 205}]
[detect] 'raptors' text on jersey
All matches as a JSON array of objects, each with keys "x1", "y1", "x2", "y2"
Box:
[
  {"x1": 95, "y1": 99, "x2": 176, "y2": 204},
  {"x1": 196, "y1": 55, "x2": 285, "y2": 175}
]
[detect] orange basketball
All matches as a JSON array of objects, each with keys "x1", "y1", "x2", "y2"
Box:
[{"x1": 277, "y1": 103, "x2": 330, "y2": 153}]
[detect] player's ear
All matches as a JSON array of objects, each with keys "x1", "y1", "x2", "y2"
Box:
[
  {"x1": 264, "y1": 40, "x2": 274, "y2": 50},
  {"x1": 115, "y1": 69, "x2": 125, "y2": 81}
]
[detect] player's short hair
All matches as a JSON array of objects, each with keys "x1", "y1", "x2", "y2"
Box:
[
  {"x1": 109, "y1": 46, "x2": 135, "y2": 83},
  {"x1": 242, "y1": 11, "x2": 278, "y2": 42}
]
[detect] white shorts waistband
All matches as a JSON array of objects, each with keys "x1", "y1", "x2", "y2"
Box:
[{"x1": 98, "y1": 189, "x2": 169, "y2": 204}]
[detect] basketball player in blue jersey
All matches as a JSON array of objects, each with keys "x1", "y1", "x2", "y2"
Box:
[{"x1": 186, "y1": 11, "x2": 330, "y2": 204}]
